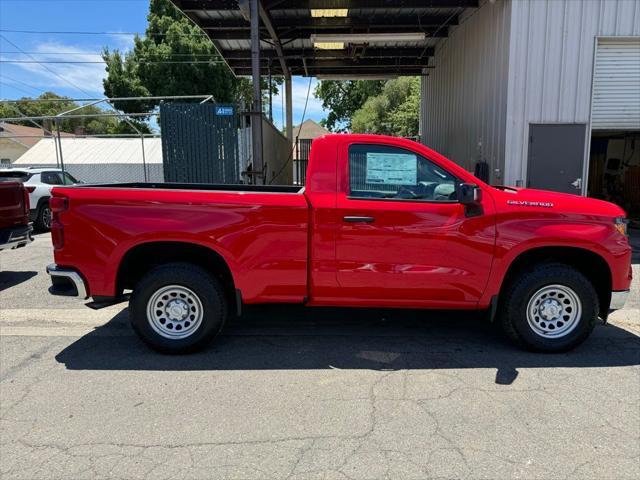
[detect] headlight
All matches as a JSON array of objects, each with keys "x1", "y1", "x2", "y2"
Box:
[{"x1": 614, "y1": 217, "x2": 629, "y2": 236}]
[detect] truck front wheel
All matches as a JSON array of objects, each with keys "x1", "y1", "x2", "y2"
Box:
[
  {"x1": 129, "y1": 263, "x2": 227, "y2": 353},
  {"x1": 499, "y1": 263, "x2": 598, "y2": 352}
]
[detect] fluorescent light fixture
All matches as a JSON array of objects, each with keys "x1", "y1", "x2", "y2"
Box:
[
  {"x1": 313, "y1": 42, "x2": 345, "y2": 50},
  {"x1": 310, "y1": 32, "x2": 426, "y2": 44},
  {"x1": 310, "y1": 9, "x2": 348, "y2": 17},
  {"x1": 316, "y1": 74, "x2": 399, "y2": 80}
]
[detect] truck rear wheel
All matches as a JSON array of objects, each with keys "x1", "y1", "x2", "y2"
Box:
[
  {"x1": 499, "y1": 263, "x2": 598, "y2": 352},
  {"x1": 129, "y1": 262, "x2": 227, "y2": 353}
]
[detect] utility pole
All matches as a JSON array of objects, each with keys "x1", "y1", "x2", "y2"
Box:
[{"x1": 250, "y1": 0, "x2": 263, "y2": 184}]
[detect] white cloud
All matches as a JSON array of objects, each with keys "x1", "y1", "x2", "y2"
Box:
[
  {"x1": 106, "y1": 33, "x2": 136, "y2": 53},
  {"x1": 3, "y1": 41, "x2": 107, "y2": 95},
  {"x1": 270, "y1": 76, "x2": 326, "y2": 129}
]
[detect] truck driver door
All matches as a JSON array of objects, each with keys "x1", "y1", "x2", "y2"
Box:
[{"x1": 334, "y1": 142, "x2": 495, "y2": 307}]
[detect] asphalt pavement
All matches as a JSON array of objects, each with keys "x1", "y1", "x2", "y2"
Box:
[{"x1": 1, "y1": 232, "x2": 639, "y2": 479}]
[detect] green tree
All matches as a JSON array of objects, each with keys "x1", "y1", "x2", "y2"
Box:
[
  {"x1": 103, "y1": 0, "x2": 235, "y2": 114},
  {"x1": 0, "y1": 92, "x2": 147, "y2": 134},
  {"x1": 102, "y1": 0, "x2": 278, "y2": 114},
  {"x1": 350, "y1": 77, "x2": 420, "y2": 137},
  {"x1": 314, "y1": 80, "x2": 384, "y2": 132}
]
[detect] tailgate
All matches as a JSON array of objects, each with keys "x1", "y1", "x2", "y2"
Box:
[{"x1": 0, "y1": 181, "x2": 29, "y2": 227}]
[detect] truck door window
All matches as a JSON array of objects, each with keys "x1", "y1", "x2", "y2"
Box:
[{"x1": 348, "y1": 144, "x2": 458, "y2": 201}]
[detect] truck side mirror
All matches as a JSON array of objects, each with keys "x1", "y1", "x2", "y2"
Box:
[{"x1": 457, "y1": 183, "x2": 481, "y2": 205}]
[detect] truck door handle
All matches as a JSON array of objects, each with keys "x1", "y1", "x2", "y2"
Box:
[{"x1": 343, "y1": 216, "x2": 375, "y2": 223}]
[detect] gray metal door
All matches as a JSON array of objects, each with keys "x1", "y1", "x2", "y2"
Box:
[{"x1": 527, "y1": 124, "x2": 586, "y2": 194}]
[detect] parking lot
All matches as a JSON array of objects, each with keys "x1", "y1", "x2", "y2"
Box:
[{"x1": 1, "y1": 232, "x2": 639, "y2": 479}]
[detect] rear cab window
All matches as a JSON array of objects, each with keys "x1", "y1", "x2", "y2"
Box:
[{"x1": 348, "y1": 144, "x2": 458, "y2": 202}]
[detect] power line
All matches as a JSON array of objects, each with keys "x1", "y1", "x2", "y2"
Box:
[
  {"x1": 0, "y1": 29, "x2": 210, "y2": 38},
  {"x1": 0, "y1": 60, "x2": 227, "y2": 65},
  {"x1": 0, "y1": 81, "x2": 36, "y2": 97},
  {"x1": 0, "y1": 51, "x2": 225, "y2": 57},
  {"x1": 269, "y1": 77, "x2": 313, "y2": 185},
  {"x1": 0, "y1": 74, "x2": 45, "y2": 94},
  {"x1": 0, "y1": 34, "x2": 93, "y2": 97}
]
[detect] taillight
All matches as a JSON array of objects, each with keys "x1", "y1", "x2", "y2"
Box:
[
  {"x1": 50, "y1": 196, "x2": 68, "y2": 213},
  {"x1": 22, "y1": 187, "x2": 30, "y2": 213},
  {"x1": 50, "y1": 196, "x2": 68, "y2": 249},
  {"x1": 26, "y1": 186, "x2": 36, "y2": 193}
]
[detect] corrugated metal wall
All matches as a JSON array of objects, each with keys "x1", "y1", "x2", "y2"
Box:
[
  {"x1": 504, "y1": 0, "x2": 640, "y2": 185},
  {"x1": 420, "y1": 0, "x2": 512, "y2": 184}
]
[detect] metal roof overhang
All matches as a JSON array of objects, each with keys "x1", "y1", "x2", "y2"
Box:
[{"x1": 171, "y1": 0, "x2": 479, "y2": 78}]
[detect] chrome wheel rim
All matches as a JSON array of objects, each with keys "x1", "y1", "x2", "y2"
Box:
[
  {"x1": 146, "y1": 285, "x2": 203, "y2": 340},
  {"x1": 42, "y1": 207, "x2": 52, "y2": 229},
  {"x1": 526, "y1": 284, "x2": 582, "y2": 338}
]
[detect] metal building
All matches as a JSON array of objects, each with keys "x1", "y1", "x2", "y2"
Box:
[
  {"x1": 421, "y1": 0, "x2": 640, "y2": 213},
  {"x1": 170, "y1": 0, "x2": 638, "y2": 209}
]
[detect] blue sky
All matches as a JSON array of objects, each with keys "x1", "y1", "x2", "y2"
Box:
[{"x1": 0, "y1": 0, "x2": 326, "y2": 130}]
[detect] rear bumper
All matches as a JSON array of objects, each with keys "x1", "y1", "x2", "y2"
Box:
[
  {"x1": 609, "y1": 290, "x2": 630, "y2": 311},
  {"x1": 46, "y1": 263, "x2": 88, "y2": 299},
  {"x1": 0, "y1": 224, "x2": 33, "y2": 251}
]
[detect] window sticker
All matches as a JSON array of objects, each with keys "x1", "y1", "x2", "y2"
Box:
[{"x1": 365, "y1": 152, "x2": 417, "y2": 185}]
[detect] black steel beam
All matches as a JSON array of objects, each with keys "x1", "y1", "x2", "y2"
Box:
[
  {"x1": 221, "y1": 47, "x2": 435, "y2": 59},
  {"x1": 177, "y1": 0, "x2": 478, "y2": 10},
  {"x1": 233, "y1": 67, "x2": 426, "y2": 76},
  {"x1": 227, "y1": 57, "x2": 430, "y2": 68},
  {"x1": 190, "y1": 14, "x2": 458, "y2": 29},
  {"x1": 205, "y1": 26, "x2": 449, "y2": 39},
  {"x1": 257, "y1": 0, "x2": 290, "y2": 79}
]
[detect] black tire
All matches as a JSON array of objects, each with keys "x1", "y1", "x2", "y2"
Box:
[
  {"x1": 34, "y1": 202, "x2": 51, "y2": 232},
  {"x1": 129, "y1": 262, "x2": 227, "y2": 354},
  {"x1": 499, "y1": 263, "x2": 598, "y2": 352}
]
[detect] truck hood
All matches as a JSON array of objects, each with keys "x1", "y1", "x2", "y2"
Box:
[{"x1": 491, "y1": 186, "x2": 626, "y2": 217}]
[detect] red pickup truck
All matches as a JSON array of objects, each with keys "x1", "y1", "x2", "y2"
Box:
[
  {"x1": 46, "y1": 134, "x2": 631, "y2": 353},
  {"x1": 0, "y1": 181, "x2": 33, "y2": 252}
]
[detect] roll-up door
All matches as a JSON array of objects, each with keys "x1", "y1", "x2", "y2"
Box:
[{"x1": 591, "y1": 38, "x2": 640, "y2": 130}]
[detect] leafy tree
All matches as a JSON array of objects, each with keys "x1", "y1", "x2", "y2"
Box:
[
  {"x1": 350, "y1": 77, "x2": 420, "y2": 137},
  {"x1": 314, "y1": 80, "x2": 384, "y2": 132},
  {"x1": 0, "y1": 92, "x2": 147, "y2": 134},
  {"x1": 102, "y1": 0, "x2": 279, "y2": 115}
]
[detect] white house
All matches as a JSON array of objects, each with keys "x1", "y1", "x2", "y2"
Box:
[{"x1": 14, "y1": 136, "x2": 164, "y2": 183}]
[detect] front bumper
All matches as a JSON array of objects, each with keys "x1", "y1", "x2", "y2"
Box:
[
  {"x1": 46, "y1": 264, "x2": 88, "y2": 299},
  {"x1": 0, "y1": 224, "x2": 33, "y2": 251},
  {"x1": 610, "y1": 290, "x2": 630, "y2": 311}
]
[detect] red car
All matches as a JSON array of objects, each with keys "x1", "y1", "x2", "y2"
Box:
[
  {"x1": 46, "y1": 134, "x2": 631, "y2": 353},
  {"x1": 0, "y1": 180, "x2": 33, "y2": 252}
]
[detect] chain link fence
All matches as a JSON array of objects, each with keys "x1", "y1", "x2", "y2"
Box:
[{"x1": 0, "y1": 96, "x2": 294, "y2": 185}]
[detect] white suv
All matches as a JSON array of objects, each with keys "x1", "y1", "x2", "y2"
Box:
[{"x1": 0, "y1": 168, "x2": 80, "y2": 231}]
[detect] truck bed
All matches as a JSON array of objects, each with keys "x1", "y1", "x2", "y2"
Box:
[
  {"x1": 75, "y1": 182, "x2": 303, "y2": 194},
  {"x1": 51, "y1": 181, "x2": 310, "y2": 302}
]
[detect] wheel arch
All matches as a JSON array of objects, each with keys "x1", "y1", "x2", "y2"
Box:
[
  {"x1": 499, "y1": 246, "x2": 612, "y2": 317},
  {"x1": 36, "y1": 195, "x2": 50, "y2": 210},
  {"x1": 116, "y1": 241, "x2": 238, "y2": 312}
]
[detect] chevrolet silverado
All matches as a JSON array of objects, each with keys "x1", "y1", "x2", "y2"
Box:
[{"x1": 46, "y1": 134, "x2": 631, "y2": 353}]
